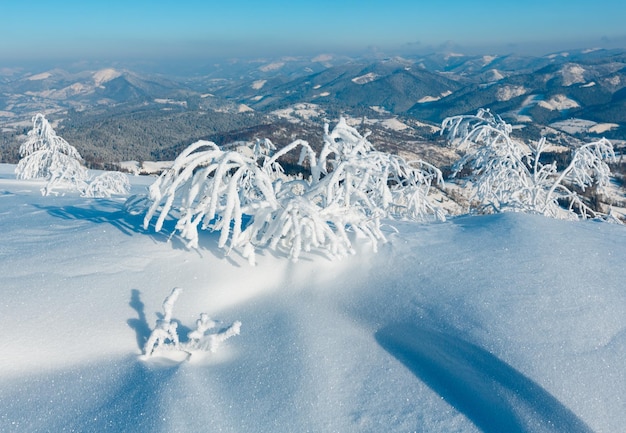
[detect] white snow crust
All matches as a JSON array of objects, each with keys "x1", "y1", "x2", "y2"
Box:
[{"x1": 0, "y1": 163, "x2": 624, "y2": 433}]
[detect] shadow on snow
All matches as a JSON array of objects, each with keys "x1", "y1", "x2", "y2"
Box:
[{"x1": 376, "y1": 324, "x2": 593, "y2": 433}]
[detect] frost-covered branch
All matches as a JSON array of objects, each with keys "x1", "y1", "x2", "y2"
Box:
[
  {"x1": 142, "y1": 287, "x2": 241, "y2": 361},
  {"x1": 16, "y1": 113, "x2": 131, "y2": 198},
  {"x1": 442, "y1": 109, "x2": 618, "y2": 221},
  {"x1": 82, "y1": 171, "x2": 131, "y2": 198},
  {"x1": 16, "y1": 113, "x2": 89, "y2": 196},
  {"x1": 139, "y1": 118, "x2": 445, "y2": 264}
]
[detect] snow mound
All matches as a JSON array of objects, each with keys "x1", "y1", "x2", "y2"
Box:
[{"x1": 0, "y1": 164, "x2": 624, "y2": 432}]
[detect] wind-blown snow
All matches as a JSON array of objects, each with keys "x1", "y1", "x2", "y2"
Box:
[{"x1": 0, "y1": 163, "x2": 624, "y2": 432}]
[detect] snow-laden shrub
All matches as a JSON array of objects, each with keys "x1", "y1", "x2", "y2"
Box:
[
  {"x1": 143, "y1": 287, "x2": 241, "y2": 360},
  {"x1": 442, "y1": 109, "x2": 617, "y2": 220},
  {"x1": 82, "y1": 171, "x2": 131, "y2": 198},
  {"x1": 141, "y1": 118, "x2": 445, "y2": 263},
  {"x1": 16, "y1": 113, "x2": 89, "y2": 196},
  {"x1": 16, "y1": 113, "x2": 131, "y2": 198}
]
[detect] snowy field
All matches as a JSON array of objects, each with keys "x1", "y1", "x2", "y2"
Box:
[{"x1": 0, "y1": 163, "x2": 625, "y2": 432}]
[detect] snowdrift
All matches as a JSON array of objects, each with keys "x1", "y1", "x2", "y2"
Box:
[{"x1": 0, "y1": 164, "x2": 624, "y2": 432}]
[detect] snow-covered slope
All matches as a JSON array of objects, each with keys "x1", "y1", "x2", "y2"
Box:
[{"x1": 0, "y1": 164, "x2": 624, "y2": 432}]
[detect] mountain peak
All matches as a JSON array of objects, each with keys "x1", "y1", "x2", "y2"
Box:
[{"x1": 93, "y1": 68, "x2": 122, "y2": 87}]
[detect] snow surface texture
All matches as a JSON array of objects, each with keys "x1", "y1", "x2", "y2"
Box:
[{"x1": 0, "y1": 163, "x2": 625, "y2": 432}]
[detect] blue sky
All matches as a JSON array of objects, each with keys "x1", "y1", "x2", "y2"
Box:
[{"x1": 1, "y1": 0, "x2": 625, "y2": 62}]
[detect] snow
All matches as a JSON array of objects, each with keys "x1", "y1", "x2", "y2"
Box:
[
  {"x1": 237, "y1": 104, "x2": 253, "y2": 113},
  {"x1": 538, "y1": 94, "x2": 580, "y2": 111},
  {"x1": 251, "y1": 80, "x2": 266, "y2": 90},
  {"x1": 370, "y1": 105, "x2": 390, "y2": 114},
  {"x1": 380, "y1": 118, "x2": 409, "y2": 131},
  {"x1": 259, "y1": 62, "x2": 284, "y2": 72},
  {"x1": 27, "y1": 72, "x2": 52, "y2": 81},
  {"x1": 312, "y1": 54, "x2": 333, "y2": 62},
  {"x1": 119, "y1": 160, "x2": 173, "y2": 175},
  {"x1": 560, "y1": 64, "x2": 586, "y2": 86},
  {"x1": 154, "y1": 99, "x2": 187, "y2": 108},
  {"x1": 550, "y1": 118, "x2": 597, "y2": 134},
  {"x1": 418, "y1": 95, "x2": 441, "y2": 103},
  {"x1": 496, "y1": 85, "x2": 527, "y2": 102},
  {"x1": 418, "y1": 91, "x2": 452, "y2": 104},
  {"x1": 550, "y1": 119, "x2": 618, "y2": 136},
  {"x1": 0, "y1": 163, "x2": 625, "y2": 432},
  {"x1": 271, "y1": 103, "x2": 324, "y2": 122},
  {"x1": 589, "y1": 123, "x2": 619, "y2": 134},
  {"x1": 481, "y1": 55, "x2": 497, "y2": 66},
  {"x1": 607, "y1": 76, "x2": 621, "y2": 86},
  {"x1": 93, "y1": 68, "x2": 122, "y2": 86},
  {"x1": 351, "y1": 73, "x2": 378, "y2": 85},
  {"x1": 485, "y1": 69, "x2": 504, "y2": 81}
]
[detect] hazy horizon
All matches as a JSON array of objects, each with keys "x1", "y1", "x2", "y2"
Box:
[{"x1": 2, "y1": 0, "x2": 626, "y2": 70}]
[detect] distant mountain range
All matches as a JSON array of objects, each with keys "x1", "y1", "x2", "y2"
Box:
[{"x1": 1, "y1": 48, "x2": 626, "y2": 167}]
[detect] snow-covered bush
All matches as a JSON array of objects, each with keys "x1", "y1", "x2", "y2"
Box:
[
  {"x1": 16, "y1": 113, "x2": 89, "y2": 196},
  {"x1": 442, "y1": 109, "x2": 617, "y2": 220},
  {"x1": 143, "y1": 287, "x2": 241, "y2": 360},
  {"x1": 16, "y1": 113, "x2": 131, "y2": 198},
  {"x1": 141, "y1": 118, "x2": 445, "y2": 263},
  {"x1": 82, "y1": 171, "x2": 131, "y2": 198}
]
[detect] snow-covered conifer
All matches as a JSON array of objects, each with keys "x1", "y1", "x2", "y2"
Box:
[{"x1": 16, "y1": 113, "x2": 89, "y2": 196}]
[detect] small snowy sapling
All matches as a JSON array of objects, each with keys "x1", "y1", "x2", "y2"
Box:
[
  {"x1": 16, "y1": 113, "x2": 131, "y2": 197},
  {"x1": 142, "y1": 287, "x2": 241, "y2": 361},
  {"x1": 16, "y1": 113, "x2": 89, "y2": 196}
]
